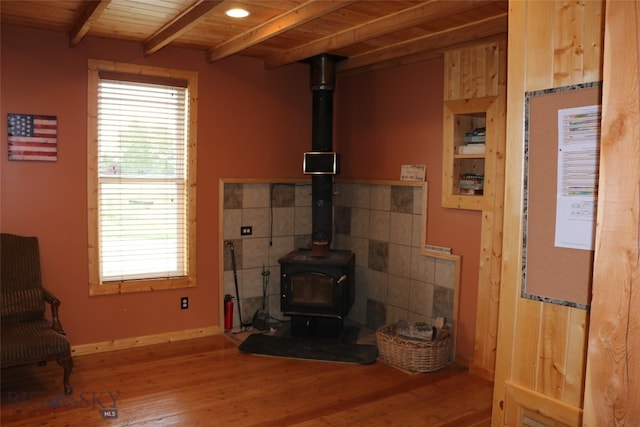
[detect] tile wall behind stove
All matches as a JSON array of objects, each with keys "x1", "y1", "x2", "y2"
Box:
[
  {"x1": 333, "y1": 182, "x2": 455, "y2": 331},
  {"x1": 223, "y1": 182, "x2": 312, "y2": 327},
  {"x1": 222, "y1": 180, "x2": 456, "y2": 331}
]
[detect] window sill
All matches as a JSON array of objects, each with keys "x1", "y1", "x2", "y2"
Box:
[{"x1": 89, "y1": 276, "x2": 195, "y2": 296}]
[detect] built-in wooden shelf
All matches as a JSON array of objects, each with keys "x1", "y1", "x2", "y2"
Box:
[{"x1": 442, "y1": 96, "x2": 500, "y2": 211}]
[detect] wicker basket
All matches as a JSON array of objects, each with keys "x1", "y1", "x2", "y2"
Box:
[{"x1": 376, "y1": 323, "x2": 451, "y2": 373}]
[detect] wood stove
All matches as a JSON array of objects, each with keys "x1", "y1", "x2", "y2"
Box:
[
  {"x1": 279, "y1": 54, "x2": 355, "y2": 340},
  {"x1": 280, "y1": 249, "x2": 355, "y2": 339}
]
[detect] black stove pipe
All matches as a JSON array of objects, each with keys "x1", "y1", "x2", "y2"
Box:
[{"x1": 309, "y1": 54, "x2": 336, "y2": 256}]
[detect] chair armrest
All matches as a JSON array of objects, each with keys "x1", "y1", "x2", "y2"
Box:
[{"x1": 42, "y1": 289, "x2": 66, "y2": 335}]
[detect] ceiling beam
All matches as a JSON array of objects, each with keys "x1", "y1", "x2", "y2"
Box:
[
  {"x1": 205, "y1": 0, "x2": 354, "y2": 63},
  {"x1": 68, "y1": 0, "x2": 111, "y2": 47},
  {"x1": 337, "y1": 13, "x2": 508, "y2": 73},
  {"x1": 143, "y1": 0, "x2": 223, "y2": 56},
  {"x1": 339, "y1": 34, "x2": 507, "y2": 77},
  {"x1": 264, "y1": 0, "x2": 487, "y2": 69}
]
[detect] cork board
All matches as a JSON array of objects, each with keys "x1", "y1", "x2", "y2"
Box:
[{"x1": 522, "y1": 82, "x2": 601, "y2": 309}]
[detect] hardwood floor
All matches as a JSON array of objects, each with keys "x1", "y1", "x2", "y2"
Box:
[{"x1": 1, "y1": 335, "x2": 493, "y2": 426}]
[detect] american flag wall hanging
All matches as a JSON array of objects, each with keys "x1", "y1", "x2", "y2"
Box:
[{"x1": 7, "y1": 113, "x2": 58, "y2": 161}]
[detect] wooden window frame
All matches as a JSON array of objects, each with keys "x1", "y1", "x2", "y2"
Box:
[{"x1": 87, "y1": 59, "x2": 198, "y2": 296}]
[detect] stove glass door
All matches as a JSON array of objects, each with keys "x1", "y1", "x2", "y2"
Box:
[{"x1": 289, "y1": 272, "x2": 334, "y2": 306}]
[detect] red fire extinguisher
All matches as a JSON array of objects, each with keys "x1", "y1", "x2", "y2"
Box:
[{"x1": 224, "y1": 294, "x2": 234, "y2": 331}]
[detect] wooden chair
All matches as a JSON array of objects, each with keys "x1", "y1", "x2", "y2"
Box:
[{"x1": 1, "y1": 233, "x2": 73, "y2": 395}]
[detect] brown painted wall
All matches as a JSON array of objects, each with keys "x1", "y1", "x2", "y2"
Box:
[
  {"x1": 1, "y1": 25, "x2": 481, "y2": 361},
  {"x1": 336, "y1": 62, "x2": 482, "y2": 359},
  {"x1": 0, "y1": 25, "x2": 311, "y2": 345}
]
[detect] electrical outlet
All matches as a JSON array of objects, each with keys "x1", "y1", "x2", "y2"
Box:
[
  {"x1": 180, "y1": 297, "x2": 188, "y2": 310},
  {"x1": 240, "y1": 226, "x2": 252, "y2": 236}
]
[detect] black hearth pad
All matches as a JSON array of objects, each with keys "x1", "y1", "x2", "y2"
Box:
[{"x1": 238, "y1": 334, "x2": 378, "y2": 365}]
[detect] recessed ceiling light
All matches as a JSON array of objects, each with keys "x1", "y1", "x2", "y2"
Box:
[{"x1": 225, "y1": 8, "x2": 250, "y2": 18}]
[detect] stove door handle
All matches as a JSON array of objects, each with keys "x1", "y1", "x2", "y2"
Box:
[{"x1": 337, "y1": 275, "x2": 347, "y2": 285}]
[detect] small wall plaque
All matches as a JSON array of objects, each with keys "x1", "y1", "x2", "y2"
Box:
[{"x1": 400, "y1": 164, "x2": 426, "y2": 181}]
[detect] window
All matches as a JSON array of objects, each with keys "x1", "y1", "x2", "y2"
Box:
[{"x1": 87, "y1": 60, "x2": 197, "y2": 295}]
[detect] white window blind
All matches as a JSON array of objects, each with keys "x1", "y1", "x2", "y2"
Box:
[{"x1": 97, "y1": 75, "x2": 189, "y2": 282}]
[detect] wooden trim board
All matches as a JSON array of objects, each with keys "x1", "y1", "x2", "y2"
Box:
[
  {"x1": 505, "y1": 381, "x2": 582, "y2": 426},
  {"x1": 71, "y1": 326, "x2": 221, "y2": 356}
]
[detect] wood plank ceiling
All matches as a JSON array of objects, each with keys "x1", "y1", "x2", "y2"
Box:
[{"x1": 0, "y1": 0, "x2": 508, "y2": 74}]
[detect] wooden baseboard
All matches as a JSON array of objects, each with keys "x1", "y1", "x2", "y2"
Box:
[
  {"x1": 469, "y1": 363, "x2": 496, "y2": 381},
  {"x1": 71, "y1": 326, "x2": 221, "y2": 356},
  {"x1": 455, "y1": 354, "x2": 472, "y2": 368}
]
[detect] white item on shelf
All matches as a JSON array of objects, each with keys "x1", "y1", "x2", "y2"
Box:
[{"x1": 458, "y1": 144, "x2": 485, "y2": 154}]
